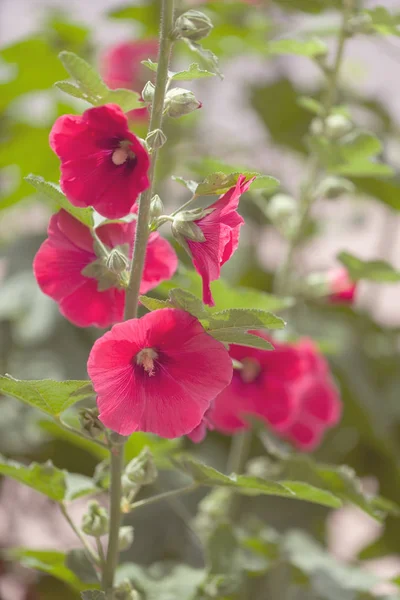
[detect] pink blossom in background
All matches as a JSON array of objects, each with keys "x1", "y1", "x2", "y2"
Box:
[
  {"x1": 186, "y1": 175, "x2": 253, "y2": 306},
  {"x1": 87, "y1": 308, "x2": 233, "y2": 437},
  {"x1": 209, "y1": 334, "x2": 341, "y2": 451},
  {"x1": 327, "y1": 267, "x2": 357, "y2": 304},
  {"x1": 33, "y1": 210, "x2": 177, "y2": 328},
  {"x1": 50, "y1": 104, "x2": 150, "y2": 219},
  {"x1": 101, "y1": 40, "x2": 158, "y2": 121}
]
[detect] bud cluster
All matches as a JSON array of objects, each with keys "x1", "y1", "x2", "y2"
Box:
[
  {"x1": 121, "y1": 447, "x2": 158, "y2": 510},
  {"x1": 81, "y1": 500, "x2": 109, "y2": 537}
]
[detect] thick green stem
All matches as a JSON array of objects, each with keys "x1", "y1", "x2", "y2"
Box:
[
  {"x1": 102, "y1": 447, "x2": 124, "y2": 596},
  {"x1": 274, "y1": 3, "x2": 352, "y2": 296},
  {"x1": 102, "y1": 1, "x2": 175, "y2": 596},
  {"x1": 124, "y1": 0, "x2": 175, "y2": 321}
]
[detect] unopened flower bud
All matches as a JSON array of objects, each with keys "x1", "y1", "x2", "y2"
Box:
[
  {"x1": 172, "y1": 217, "x2": 206, "y2": 242},
  {"x1": 150, "y1": 195, "x2": 164, "y2": 219},
  {"x1": 113, "y1": 580, "x2": 140, "y2": 600},
  {"x1": 266, "y1": 194, "x2": 297, "y2": 223},
  {"x1": 122, "y1": 447, "x2": 158, "y2": 495},
  {"x1": 79, "y1": 407, "x2": 105, "y2": 439},
  {"x1": 105, "y1": 249, "x2": 129, "y2": 275},
  {"x1": 146, "y1": 128, "x2": 167, "y2": 151},
  {"x1": 118, "y1": 526, "x2": 134, "y2": 551},
  {"x1": 165, "y1": 88, "x2": 202, "y2": 119},
  {"x1": 316, "y1": 176, "x2": 355, "y2": 199},
  {"x1": 173, "y1": 10, "x2": 213, "y2": 41},
  {"x1": 142, "y1": 81, "x2": 155, "y2": 104},
  {"x1": 346, "y1": 13, "x2": 373, "y2": 35},
  {"x1": 325, "y1": 114, "x2": 353, "y2": 139},
  {"x1": 81, "y1": 500, "x2": 109, "y2": 537}
]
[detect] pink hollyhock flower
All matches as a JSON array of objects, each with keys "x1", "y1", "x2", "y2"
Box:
[
  {"x1": 101, "y1": 39, "x2": 158, "y2": 121},
  {"x1": 50, "y1": 104, "x2": 150, "y2": 219},
  {"x1": 327, "y1": 267, "x2": 357, "y2": 304},
  {"x1": 210, "y1": 335, "x2": 341, "y2": 451},
  {"x1": 180, "y1": 175, "x2": 252, "y2": 306},
  {"x1": 33, "y1": 210, "x2": 177, "y2": 328},
  {"x1": 87, "y1": 308, "x2": 233, "y2": 437}
]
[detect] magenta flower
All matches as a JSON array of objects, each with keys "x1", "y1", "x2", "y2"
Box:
[
  {"x1": 33, "y1": 210, "x2": 177, "y2": 328},
  {"x1": 87, "y1": 309, "x2": 233, "y2": 438},
  {"x1": 185, "y1": 175, "x2": 252, "y2": 306},
  {"x1": 101, "y1": 40, "x2": 158, "y2": 122},
  {"x1": 210, "y1": 335, "x2": 342, "y2": 451},
  {"x1": 49, "y1": 104, "x2": 150, "y2": 219},
  {"x1": 327, "y1": 267, "x2": 357, "y2": 304}
]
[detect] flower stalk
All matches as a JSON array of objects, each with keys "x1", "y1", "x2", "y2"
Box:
[{"x1": 102, "y1": 1, "x2": 175, "y2": 596}]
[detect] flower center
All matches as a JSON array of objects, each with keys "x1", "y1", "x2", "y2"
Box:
[
  {"x1": 240, "y1": 358, "x2": 261, "y2": 383},
  {"x1": 136, "y1": 348, "x2": 158, "y2": 376},
  {"x1": 112, "y1": 147, "x2": 130, "y2": 166}
]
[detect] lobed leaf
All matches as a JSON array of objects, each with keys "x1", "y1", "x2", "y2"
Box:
[
  {"x1": 338, "y1": 251, "x2": 400, "y2": 283},
  {"x1": 209, "y1": 330, "x2": 273, "y2": 349},
  {"x1": 102, "y1": 88, "x2": 142, "y2": 112},
  {"x1": 142, "y1": 60, "x2": 216, "y2": 80},
  {"x1": 0, "y1": 375, "x2": 94, "y2": 417},
  {"x1": 25, "y1": 175, "x2": 94, "y2": 227},
  {"x1": 365, "y1": 7, "x2": 400, "y2": 37},
  {"x1": 10, "y1": 549, "x2": 96, "y2": 592},
  {"x1": 173, "y1": 456, "x2": 341, "y2": 508},
  {"x1": 59, "y1": 51, "x2": 108, "y2": 103},
  {"x1": 66, "y1": 549, "x2": 99, "y2": 584}
]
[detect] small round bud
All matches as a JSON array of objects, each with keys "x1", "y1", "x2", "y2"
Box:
[
  {"x1": 118, "y1": 526, "x2": 134, "y2": 551},
  {"x1": 150, "y1": 195, "x2": 164, "y2": 219},
  {"x1": 165, "y1": 88, "x2": 202, "y2": 119},
  {"x1": 316, "y1": 176, "x2": 355, "y2": 199},
  {"x1": 266, "y1": 194, "x2": 297, "y2": 223},
  {"x1": 173, "y1": 10, "x2": 213, "y2": 42},
  {"x1": 346, "y1": 13, "x2": 373, "y2": 35},
  {"x1": 105, "y1": 249, "x2": 129, "y2": 275},
  {"x1": 172, "y1": 217, "x2": 206, "y2": 242},
  {"x1": 142, "y1": 81, "x2": 155, "y2": 104},
  {"x1": 79, "y1": 407, "x2": 105, "y2": 439},
  {"x1": 113, "y1": 580, "x2": 140, "y2": 600},
  {"x1": 146, "y1": 128, "x2": 167, "y2": 151},
  {"x1": 122, "y1": 447, "x2": 158, "y2": 495},
  {"x1": 81, "y1": 500, "x2": 109, "y2": 537},
  {"x1": 325, "y1": 114, "x2": 353, "y2": 140},
  {"x1": 310, "y1": 117, "x2": 324, "y2": 136}
]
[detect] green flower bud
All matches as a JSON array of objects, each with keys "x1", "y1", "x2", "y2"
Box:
[
  {"x1": 165, "y1": 88, "x2": 202, "y2": 119},
  {"x1": 172, "y1": 217, "x2": 206, "y2": 242},
  {"x1": 113, "y1": 579, "x2": 140, "y2": 600},
  {"x1": 316, "y1": 176, "x2": 355, "y2": 199},
  {"x1": 142, "y1": 81, "x2": 155, "y2": 104},
  {"x1": 266, "y1": 194, "x2": 297, "y2": 223},
  {"x1": 325, "y1": 114, "x2": 353, "y2": 140},
  {"x1": 118, "y1": 526, "x2": 134, "y2": 551},
  {"x1": 105, "y1": 249, "x2": 130, "y2": 275},
  {"x1": 146, "y1": 128, "x2": 167, "y2": 151},
  {"x1": 122, "y1": 447, "x2": 158, "y2": 495},
  {"x1": 150, "y1": 195, "x2": 164, "y2": 219},
  {"x1": 173, "y1": 10, "x2": 213, "y2": 42},
  {"x1": 79, "y1": 407, "x2": 104, "y2": 439},
  {"x1": 81, "y1": 500, "x2": 109, "y2": 537}
]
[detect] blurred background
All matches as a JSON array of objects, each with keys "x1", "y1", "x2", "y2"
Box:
[{"x1": 1, "y1": 0, "x2": 400, "y2": 598}]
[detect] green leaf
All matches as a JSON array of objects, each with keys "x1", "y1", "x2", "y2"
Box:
[
  {"x1": 338, "y1": 251, "x2": 400, "y2": 283},
  {"x1": 184, "y1": 39, "x2": 223, "y2": 79},
  {"x1": 171, "y1": 63, "x2": 217, "y2": 80},
  {"x1": 365, "y1": 7, "x2": 400, "y2": 37},
  {"x1": 66, "y1": 549, "x2": 99, "y2": 585},
  {"x1": 25, "y1": 175, "x2": 94, "y2": 227},
  {"x1": 267, "y1": 38, "x2": 327, "y2": 57},
  {"x1": 81, "y1": 593, "x2": 106, "y2": 600},
  {"x1": 158, "y1": 268, "x2": 294, "y2": 314},
  {"x1": 124, "y1": 432, "x2": 181, "y2": 469},
  {"x1": 0, "y1": 376, "x2": 94, "y2": 417},
  {"x1": 169, "y1": 288, "x2": 209, "y2": 318},
  {"x1": 141, "y1": 58, "x2": 158, "y2": 72},
  {"x1": 102, "y1": 88, "x2": 142, "y2": 112},
  {"x1": 0, "y1": 455, "x2": 98, "y2": 502},
  {"x1": 307, "y1": 131, "x2": 394, "y2": 178},
  {"x1": 297, "y1": 96, "x2": 324, "y2": 115},
  {"x1": 203, "y1": 309, "x2": 285, "y2": 344},
  {"x1": 196, "y1": 171, "x2": 256, "y2": 196},
  {"x1": 171, "y1": 176, "x2": 199, "y2": 195},
  {"x1": 139, "y1": 295, "x2": 174, "y2": 312},
  {"x1": 173, "y1": 456, "x2": 341, "y2": 508},
  {"x1": 116, "y1": 562, "x2": 205, "y2": 599},
  {"x1": 58, "y1": 51, "x2": 108, "y2": 104},
  {"x1": 10, "y1": 549, "x2": 96, "y2": 592},
  {"x1": 39, "y1": 420, "x2": 107, "y2": 461},
  {"x1": 249, "y1": 175, "x2": 280, "y2": 192}
]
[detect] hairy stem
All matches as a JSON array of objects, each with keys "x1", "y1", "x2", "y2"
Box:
[
  {"x1": 102, "y1": 446, "x2": 124, "y2": 596},
  {"x1": 275, "y1": 3, "x2": 352, "y2": 295},
  {"x1": 124, "y1": 0, "x2": 175, "y2": 321},
  {"x1": 60, "y1": 503, "x2": 100, "y2": 569},
  {"x1": 102, "y1": 1, "x2": 175, "y2": 596}
]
